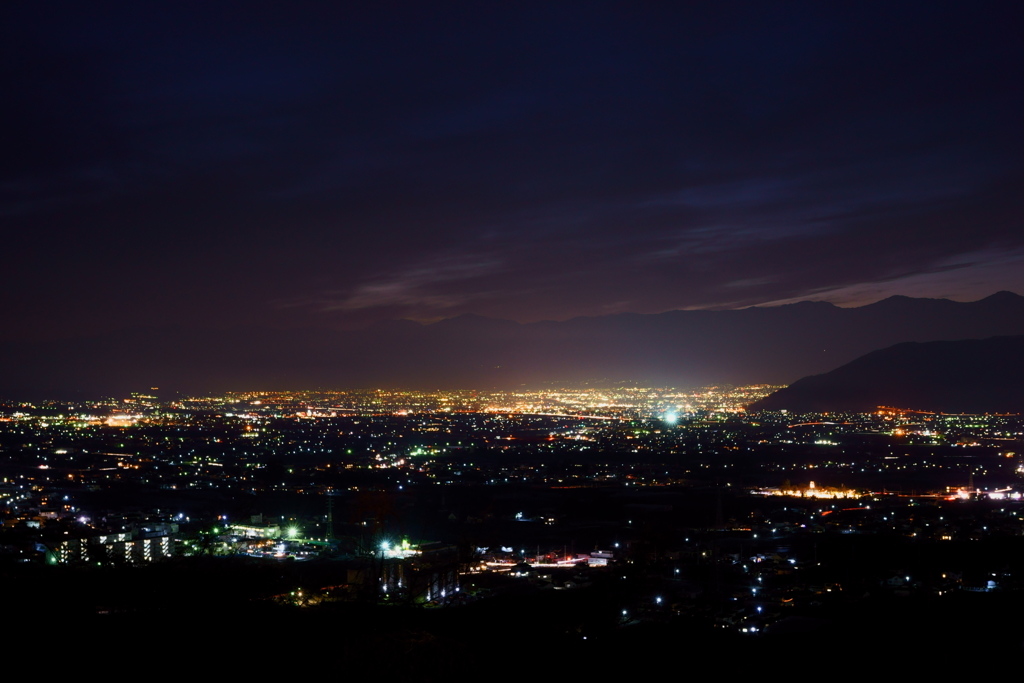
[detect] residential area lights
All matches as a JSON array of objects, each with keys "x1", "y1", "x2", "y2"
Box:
[{"x1": 2, "y1": 387, "x2": 1023, "y2": 628}]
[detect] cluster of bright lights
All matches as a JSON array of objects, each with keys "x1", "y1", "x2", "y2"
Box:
[
  {"x1": 954, "y1": 488, "x2": 1022, "y2": 501},
  {"x1": 753, "y1": 484, "x2": 862, "y2": 499},
  {"x1": 380, "y1": 539, "x2": 418, "y2": 559}
]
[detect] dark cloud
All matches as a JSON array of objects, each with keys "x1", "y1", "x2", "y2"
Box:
[{"x1": 2, "y1": 1, "x2": 1023, "y2": 342}]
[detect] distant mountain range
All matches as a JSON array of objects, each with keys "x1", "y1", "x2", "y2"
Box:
[
  {"x1": 748, "y1": 335, "x2": 1024, "y2": 414},
  {"x1": 2, "y1": 291, "x2": 1023, "y2": 399}
]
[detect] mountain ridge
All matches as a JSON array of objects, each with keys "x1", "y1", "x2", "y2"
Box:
[
  {"x1": 748, "y1": 336, "x2": 1024, "y2": 414},
  {"x1": 2, "y1": 291, "x2": 1022, "y2": 399}
]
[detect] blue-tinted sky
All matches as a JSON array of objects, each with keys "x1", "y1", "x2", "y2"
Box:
[{"x1": 3, "y1": 1, "x2": 1023, "y2": 339}]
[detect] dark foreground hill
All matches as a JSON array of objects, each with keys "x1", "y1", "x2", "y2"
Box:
[{"x1": 749, "y1": 336, "x2": 1024, "y2": 414}]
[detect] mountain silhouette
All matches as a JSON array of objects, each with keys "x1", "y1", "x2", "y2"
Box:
[
  {"x1": 749, "y1": 336, "x2": 1024, "y2": 414},
  {"x1": 2, "y1": 292, "x2": 1023, "y2": 398}
]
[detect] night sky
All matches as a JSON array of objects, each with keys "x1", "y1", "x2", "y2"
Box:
[{"x1": 4, "y1": 2, "x2": 1023, "y2": 343}]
